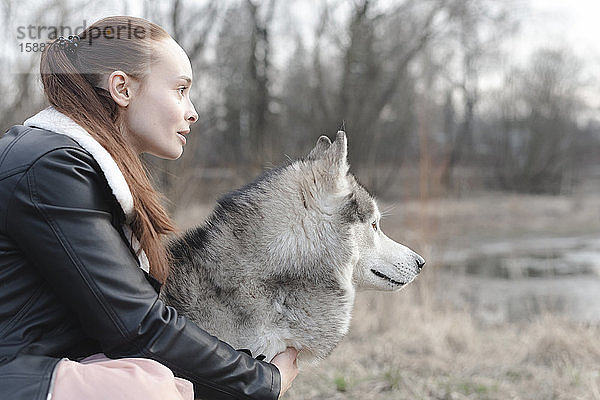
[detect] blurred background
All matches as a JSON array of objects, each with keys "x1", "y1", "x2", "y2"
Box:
[{"x1": 2, "y1": 0, "x2": 600, "y2": 398}]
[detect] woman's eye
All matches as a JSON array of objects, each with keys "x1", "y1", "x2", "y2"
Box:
[
  {"x1": 371, "y1": 222, "x2": 378, "y2": 231},
  {"x1": 178, "y1": 87, "x2": 187, "y2": 95}
]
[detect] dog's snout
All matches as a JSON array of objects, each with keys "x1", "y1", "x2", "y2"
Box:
[{"x1": 415, "y1": 255, "x2": 425, "y2": 272}]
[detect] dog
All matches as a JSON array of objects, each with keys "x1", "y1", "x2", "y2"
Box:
[{"x1": 161, "y1": 131, "x2": 425, "y2": 364}]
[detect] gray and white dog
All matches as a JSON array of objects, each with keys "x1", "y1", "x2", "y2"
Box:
[{"x1": 161, "y1": 131, "x2": 425, "y2": 364}]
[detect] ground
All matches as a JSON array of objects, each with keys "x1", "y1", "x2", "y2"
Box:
[{"x1": 283, "y1": 291, "x2": 600, "y2": 399}]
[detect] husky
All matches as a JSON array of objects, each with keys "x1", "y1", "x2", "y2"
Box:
[{"x1": 161, "y1": 131, "x2": 425, "y2": 364}]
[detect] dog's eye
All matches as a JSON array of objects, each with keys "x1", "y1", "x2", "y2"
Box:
[{"x1": 371, "y1": 221, "x2": 378, "y2": 231}]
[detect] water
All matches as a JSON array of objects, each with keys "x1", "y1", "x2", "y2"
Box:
[{"x1": 436, "y1": 235, "x2": 600, "y2": 324}]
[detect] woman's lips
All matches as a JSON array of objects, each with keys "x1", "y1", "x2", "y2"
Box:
[{"x1": 177, "y1": 130, "x2": 189, "y2": 145}]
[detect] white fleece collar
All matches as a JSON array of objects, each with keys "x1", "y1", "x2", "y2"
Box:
[
  {"x1": 24, "y1": 107, "x2": 135, "y2": 219},
  {"x1": 23, "y1": 107, "x2": 150, "y2": 273}
]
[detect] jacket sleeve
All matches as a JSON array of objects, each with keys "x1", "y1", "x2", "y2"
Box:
[{"x1": 6, "y1": 147, "x2": 280, "y2": 400}]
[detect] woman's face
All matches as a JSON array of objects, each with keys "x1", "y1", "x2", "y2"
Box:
[{"x1": 123, "y1": 38, "x2": 198, "y2": 159}]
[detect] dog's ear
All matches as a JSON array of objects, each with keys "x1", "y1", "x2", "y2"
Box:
[
  {"x1": 331, "y1": 131, "x2": 347, "y2": 160},
  {"x1": 300, "y1": 131, "x2": 349, "y2": 203},
  {"x1": 306, "y1": 135, "x2": 332, "y2": 160},
  {"x1": 326, "y1": 131, "x2": 349, "y2": 175}
]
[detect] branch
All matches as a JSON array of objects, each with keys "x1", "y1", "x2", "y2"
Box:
[
  {"x1": 311, "y1": 1, "x2": 332, "y2": 125},
  {"x1": 184, "y1": 1, "x2": 220, "y2": 62},
  {"x1": 362, "y1": 1, "x2": 443, "y2": 128}
]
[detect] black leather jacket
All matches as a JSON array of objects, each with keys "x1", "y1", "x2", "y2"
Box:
[{"x1": 0, "y1": 125, "x2": 280, "y2": 400}]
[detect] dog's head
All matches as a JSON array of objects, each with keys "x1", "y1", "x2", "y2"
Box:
[
  {"x1": 210, "y1": 131, "x2": 424, "y2": 292},
  {"x1": 300, "y1": 131, "x2": 425, "y2": 291}
]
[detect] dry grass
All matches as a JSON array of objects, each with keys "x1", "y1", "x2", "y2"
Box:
[{"x1": 284, "y1": 287, "x2": 600, "y2": 399}]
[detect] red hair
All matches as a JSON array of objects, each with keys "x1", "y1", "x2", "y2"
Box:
[{"x1": 40, "y1": 16, "x2": 176, "y2": 283}]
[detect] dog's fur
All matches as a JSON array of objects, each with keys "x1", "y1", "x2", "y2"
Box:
[{"x1": 161, "y1": 132, "x2": 424, "y2": 363}]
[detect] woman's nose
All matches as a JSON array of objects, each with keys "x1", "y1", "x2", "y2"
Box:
[{"x1": 186, "y1": 107, "x2": 198, "y2": 124}]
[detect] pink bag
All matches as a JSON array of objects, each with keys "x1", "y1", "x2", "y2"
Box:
[{"x1": 50, "y1": 353, "x2": 194, "y2": 400}]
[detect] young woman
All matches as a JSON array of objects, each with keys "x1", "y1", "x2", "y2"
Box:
[{"x1": 0, "y1": 16, "x2": 297, "y2": 400}]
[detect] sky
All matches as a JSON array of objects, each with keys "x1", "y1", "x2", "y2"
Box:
[
  {"x1": 522, "y1": 0, "x2": 600, "y2": 116},
  {"x1": 527, "y1": 0, "x2": 600, "y2": 62}
]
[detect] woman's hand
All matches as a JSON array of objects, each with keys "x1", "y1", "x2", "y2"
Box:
[{"x1": 270, "y1": 347, "x2": 299, "y2": 398}]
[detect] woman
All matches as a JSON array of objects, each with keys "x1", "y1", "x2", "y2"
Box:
[{"x1": 0, "y1": 16, "x2": 297, "y2": 400}]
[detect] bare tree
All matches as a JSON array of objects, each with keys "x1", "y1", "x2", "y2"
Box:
[
  {"x1": 209, "y1": 0, "x2": 278, "y2": 173},
  {"x1": 306, "y1": 0, "x2": 443, "y2": 194},
  {"x1": 246, "y1": 0, "x2": 277, "y2": 167},
  {"x1": 279, "y1": 35, "x2": 315, "y2": 153},
  {"x1": 166, "y1": 0, "x2": 220, "y2": 64},
  {"x1": 438, "y1": 0, "x2": 521, "y2": 188},
  {"x1": 490, "y1": 48, "x2": 584, "y2": 194}
]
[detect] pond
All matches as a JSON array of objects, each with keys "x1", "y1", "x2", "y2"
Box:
[{"x1": 436, "y1": 236, "x2": 600, "y2": 324}]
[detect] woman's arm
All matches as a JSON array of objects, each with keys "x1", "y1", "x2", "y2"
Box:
[{"x1": 7, "y1": 146, "x2": 281, "y2": 400}]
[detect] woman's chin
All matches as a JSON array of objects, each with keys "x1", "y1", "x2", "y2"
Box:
[{"x1": 146, "y1": 146, "x2": 183, "y2": 160}]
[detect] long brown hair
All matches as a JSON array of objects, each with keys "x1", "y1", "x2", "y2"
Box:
[{"x1": 40, "y1": 16, "x2": 177, "y2": 283}]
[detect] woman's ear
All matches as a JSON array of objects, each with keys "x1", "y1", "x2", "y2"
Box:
[{"x1": 107, "y1": 70, "x2": 131, "y2": 107}]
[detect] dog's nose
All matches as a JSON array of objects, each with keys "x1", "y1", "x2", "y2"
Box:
[{"x1": 416, "y1": 255, "x2": 425, "y2": 272}]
